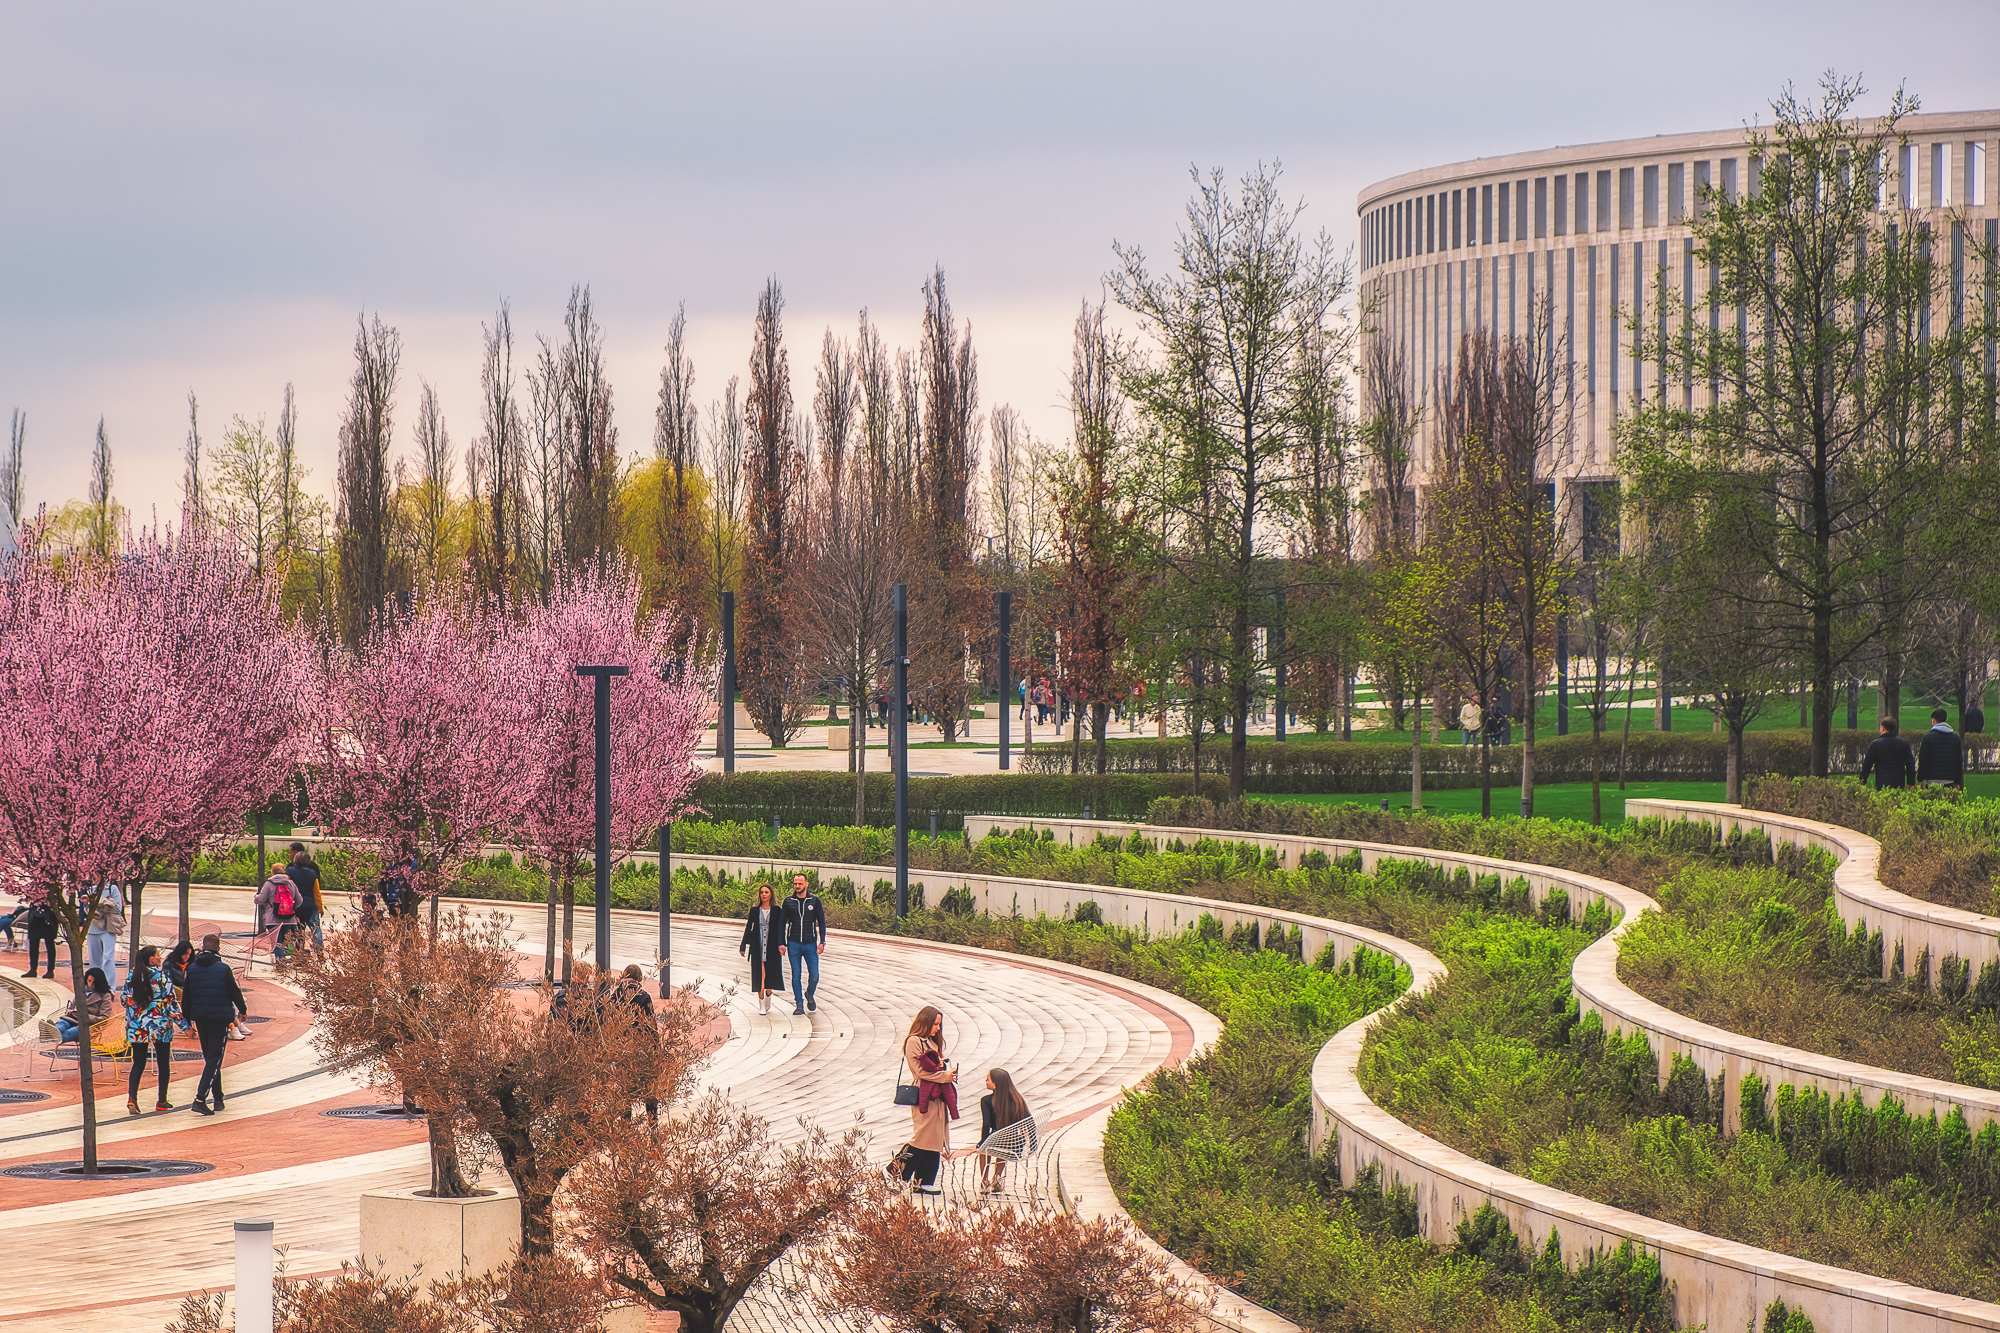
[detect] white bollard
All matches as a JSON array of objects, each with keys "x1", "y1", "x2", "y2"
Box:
[{"x1": 234, "y1": 1218, "x2": 275, "y2": 1333}]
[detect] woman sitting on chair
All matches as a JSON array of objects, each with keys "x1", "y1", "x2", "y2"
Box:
[
  {"x1": 55, "y1": 967, "x2": 116, "y2": 1043},
  {"x1": 978, "y1": 1068, "x2": 1034, "y2": 1193}
]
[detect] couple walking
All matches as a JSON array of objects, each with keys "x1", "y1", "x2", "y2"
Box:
[{"x1": 739, "y1": 874, "x2": 827, "y2": 1015}]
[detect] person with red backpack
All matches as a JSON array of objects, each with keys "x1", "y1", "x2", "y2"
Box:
[{"x1": 254, "y1": 860, "x2": 301, "y2": 958}]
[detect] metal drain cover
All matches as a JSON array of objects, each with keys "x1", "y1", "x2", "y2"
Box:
[
  {"x1": 241, "y1": 1015, "x2": 274, "y2": 1023},
  {"x1": 2, "y1": 1158, "x2": 215, "y2": 1180},
  {"x1": 321, "y1": 1104, "x2": 426, "y2": 1120},
  {"x1": 0, "y1": 1089, "x2": 51, "y2": 1104}
]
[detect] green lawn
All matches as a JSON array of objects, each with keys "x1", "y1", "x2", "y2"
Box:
[{"x1": 1259, "y1": 771, "x2": 2000, "y2": 824}]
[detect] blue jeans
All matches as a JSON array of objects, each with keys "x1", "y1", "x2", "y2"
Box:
[
  {"x1": 86, "y1": 928, "x2": 118, "y2": 993},
  {"x1": 787, "y1": 942, "x2": 820, "y2": 1008},
  {"x1": 57, "y1": 1017, "x2": 80, "y2": 1043}
]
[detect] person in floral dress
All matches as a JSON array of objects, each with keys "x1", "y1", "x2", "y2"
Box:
[{"x1": 123, "y1": 944, "x2": 188, "y2": 1113}]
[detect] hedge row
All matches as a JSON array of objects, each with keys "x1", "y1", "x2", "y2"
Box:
[
  {"x1": 686, "y1": 771, "x2": 1235, "y2": 832},
  {"x1": 1015, "y1": 729, "x2": 1960, "y2": 789}
]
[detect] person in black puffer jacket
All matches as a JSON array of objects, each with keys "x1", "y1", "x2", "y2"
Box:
[{"x1": 178, "y1": 934, "x2": 249, "y2": 1115}]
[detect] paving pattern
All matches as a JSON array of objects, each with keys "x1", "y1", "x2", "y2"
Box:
[{"x1": 0, "y1": 888, "x2": 1206, "y2": 1332}]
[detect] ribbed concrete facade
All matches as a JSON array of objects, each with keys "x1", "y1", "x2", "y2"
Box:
[{"x1": 1356, "y1": 112, "x2": 2000, "y2": 520}]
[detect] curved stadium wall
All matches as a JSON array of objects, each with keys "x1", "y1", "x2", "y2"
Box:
[{"x1": 1356, "y1": 111, "x2": 2000, "y2": 528}]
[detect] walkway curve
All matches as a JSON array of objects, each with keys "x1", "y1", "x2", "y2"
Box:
[
  {"x1": 986, "y1": 815, "x2": 2000, "y2": 1333},
  {"x1": 0, "y1": 886, "x2": 1208, "y2": 1333}
]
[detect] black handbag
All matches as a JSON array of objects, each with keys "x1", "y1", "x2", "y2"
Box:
[{"x1": 894, "y1": 1046, "x2": 921, "y2": 1106}]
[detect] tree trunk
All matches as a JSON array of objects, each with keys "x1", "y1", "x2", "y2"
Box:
[
  {"x1": 1811, "y1": 596, "x2": 1834, "y2": 777},
  {"x1": 560, "y1": 871, "x2": 575, "y2": 985},
  {"x1": 67, "y1": 927, "x2": 99, "y2": 1172},
  {"x1": 1618, "y1": 647, "x2": 1639, "y2": 790},
  {"x1": 1069, "y1": 694, "x2": 1082, "y2": 776},
  {"x1": 543, "y1": 867, "x2": 559, "y2": 984},
  {"x1": 1479, "y1": 724, "x2": 1492, "y2": 819},
  {"x1": 1591, "y1": 711, "x2": 1604, "y2": 826},
  {"x1": 178, "y1": 864, "x2": 192, "y2": 943},
  {"x1": 1229, "y1": 600, "x2": 1251, "y2": 802},
  {"x1": 1410, "y1": 681, "x2": 1424, "y2": 812},
  {"x1": 1092, "y1": 702, "x2": 1109, "y2": 775},
  {"x1": 428, "y1": 1116, "x2": 471, "y2": 1197},
  {"x1": 853, "y1": 684, "x2": 868, "y2": 828},
  {"x1": 1520, "y1": 647, "x2": 1537, "y2": 820},
  {"x1": 1727, "y1": 720, "x2": 1745, "y2": 805}
]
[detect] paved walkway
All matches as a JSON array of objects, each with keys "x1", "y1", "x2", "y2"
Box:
[{"x1": 0, "y1": 888, "x2": 1208, "y2": 1332}]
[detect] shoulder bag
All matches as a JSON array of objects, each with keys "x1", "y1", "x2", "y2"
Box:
[{"x1": 894, "y1": 1043, "x2": 921, "y2": 1107}]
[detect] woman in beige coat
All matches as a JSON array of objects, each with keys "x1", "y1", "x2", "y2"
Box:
[{"x1": 900, "y1": 1004, "x2": 957, "y2": 1193}]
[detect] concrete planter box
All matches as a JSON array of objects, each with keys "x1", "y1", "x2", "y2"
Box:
[
  {"x1": 357, "y1": 1186, "x2": 520, "y2": 1282},
  {"x1": 824, "y1": 724, "x2": 850, "y2": 751}
]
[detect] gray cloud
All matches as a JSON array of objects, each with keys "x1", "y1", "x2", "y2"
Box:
[{"x1": 3, "y1": 0, "x2": 1993, "y2": 510}]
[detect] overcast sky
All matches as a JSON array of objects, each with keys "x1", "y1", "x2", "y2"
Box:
[{"x1": 3, "y1": 1, "x2": 1995, "y2": 517}]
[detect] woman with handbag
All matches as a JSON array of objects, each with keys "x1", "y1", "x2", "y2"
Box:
[
  {"x1": 84, "y1": 880, "x2": 127, "y2": 992},
  {"x1": 738, "y1": 884, "x2": 785, "y2": 1015},
  {"x1": 896, "y1": 1004, "x2": 957, "y2": 1194}
]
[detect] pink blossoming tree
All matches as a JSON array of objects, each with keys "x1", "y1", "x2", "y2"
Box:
[
  {"x1": 0, "y1": 521, "x2": 317, "y2": 1171},
  {"x1": 306, "y1": 597, "x2": 536, "y2": 1194},
  {"x1": 500, "y1": 567, "x2": 713, "y2": 984}
]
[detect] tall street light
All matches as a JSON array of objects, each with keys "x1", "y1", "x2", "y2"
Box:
[{"x1": 577, "y1": 664, "x2": 628, "y2": 978}]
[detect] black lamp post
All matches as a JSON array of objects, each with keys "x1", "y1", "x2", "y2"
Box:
[
  {"x1": 997, "y1": 590, "x2": 1012, "y2": 770},
  {"x1": 719, "y1": 591, "x2": 736, "y2": 774},
  {"x1": 657, "y1": 820, "x2": 671, "y2": 998},
  {"x1": 577, "y1": 664, "x2": 627, "y2": 978},
  {"x1": 893, "y1": 583, "x2": 909, "y2": 921}
]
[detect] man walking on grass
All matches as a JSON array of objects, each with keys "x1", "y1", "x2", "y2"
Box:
[
  {"x1": 1861, "y1": 717, "x2": 1915, "y2": 790},
  {"x1": 781, "y1": 873, "x2": 827, "y2": 1015}
]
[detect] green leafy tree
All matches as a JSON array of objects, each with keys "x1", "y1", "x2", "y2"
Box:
[{"x1": 1621, "y1": 74, "x2": 1994, "y2": 776}]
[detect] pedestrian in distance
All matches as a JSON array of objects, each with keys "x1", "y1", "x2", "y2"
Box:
[
  {"x1": 254, "y1": 861, "x2": 302, "y2": 957},
  {"x1": 1860, "y1": 717, "x2": 1916, "y2": 790},
  {"x1": 612, "y1": 962, "x2": 662, "y2": 1124},
  {"x1": 780, "y1": 873, "x2": 827, "y2": 1015},
  {"x1": 20, "y1": 899, "x2": 58, "y2": 978},
  {"x1": 123, "y1": 944, "x2": 187, "y2": 1114},
  {"x1": 739, "y1": 882, "x2": 786, "y2": 1015},
  {"x1": 977, "y1": 1068, "x2": 1034, "y2": 1194},
  {"x1": 1918, "y1": 707, "x2": 1964, "y2": 788},
  {"x1": 83, "y1": 878, "x2": 126, "y2": 993},
  {"x1": 180, "y1": 932, "x2": 249, "y2": 1115},
  {"x1": 1459, "y1": 700, "x2": 1482, "y2": 748},
  {"x1": 896, "y1": 1004, "x2": 957, "y2": 1194},
  {"x1": 288, "y1": 844, "x2": 325, "y2": 952},
  {"x1": 1966, "y1": 697, "x2": 1987, "y2": 738},
  {"x1": 54, "y1": 967, "x2": 116, "y2": 1043}
]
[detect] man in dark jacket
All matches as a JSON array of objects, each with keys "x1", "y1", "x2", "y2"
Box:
[
  {"x1": 178, "y1": 934, "x2": 249, "y2": 1115},
  {"x1": 1918, "y1": 708, "x2": 1964, "y2": 787},
  {"x1": 1860, "y1": 718, "x2": 1916, "y2": 789},
  {"x1": 288, "y1": 844, "x2": 323, "y2": 951},
  {"x1": 780, "y1": 874, "x2": 828, "y2": 1016}
]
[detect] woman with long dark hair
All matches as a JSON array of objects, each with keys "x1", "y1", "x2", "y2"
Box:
[
  {"x1": 897, "y1": 1004, "x2": 957, "y2": 1193},
  {"x1": 738, "y1": 884, "x2": 785, "y2": 1015},
  {"x1": 977, "y1": 1068, "x2": 1033, "y2": 1193},
  {"x1": 123, "y1": 944, "x2": 186, "y2": 1114}
]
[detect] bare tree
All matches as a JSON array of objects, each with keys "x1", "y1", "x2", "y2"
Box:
[
  {"x1": 182, "y1": 392, "x2": 207, "y2": 526},
  {"x1": 740, "y1": 278, "x2": 810, "y2": 745},
  {"x1": 276, "y1": 385, "x2": 299, "y2": 558},
  {"x1": 856, "y1": 311, "x2": 895, "y2": 503},
  {"x1": 88, "y1": 418, "x2": 115, "y2": 559},
  {"x1": 814, "y1": 327, "x2": 858, "y2": 532},
  {"x1": 336, "y1": 313, "x2": 401, "y2": 643},
  {"x1": 910, "y1": 267, "x2": 985, "y2": 740},
  {"x1": 2, "y1": 410, "x2": 23, "y2": 531},
  {"x1": 650, "y1": 304, "x2": 706, "y2": 629},
  {"x1": 474, "y1": 303, "x2": 525, "y2": 607},
  {"x1": 558, "y1": 285, "x2": 619, "y2": 574},
  {"x1": 704, "y1": 377, "x2": 745, "y2": 625},
  {"x1": 524, "y1": 339, "x2": 565, "y2": 604},
  {"x1": 410, "y1": 380, "x2": 456, "y2": 589}
]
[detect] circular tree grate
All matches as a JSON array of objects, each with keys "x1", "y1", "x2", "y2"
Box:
[
  {"x1": 0, "y1": 1089, "x2": 51, "y2": 1104},
  {"x1": 321, "y1": 1104, "x2": 427, "y2": 1120},
  {"x1": 1, "y1": 1158, "x2": 215, "y2": 1180}
]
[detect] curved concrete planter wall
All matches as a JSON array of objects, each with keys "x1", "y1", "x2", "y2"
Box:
[
  {"x1": 966, "y1": 814, "x2": 2000, "y2": 1333},
  {"x1": 1627, "y1": 798, "x2": 2000, "y2": 991}
]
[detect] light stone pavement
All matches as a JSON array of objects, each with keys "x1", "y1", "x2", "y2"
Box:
[{"x1": 0, "y1": 887, "x2": 1208, "y2": 1332}]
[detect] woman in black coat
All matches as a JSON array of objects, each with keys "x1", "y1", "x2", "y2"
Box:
[{"x1": 738, "y1": 883, "x2": 786, "y2": 1016}]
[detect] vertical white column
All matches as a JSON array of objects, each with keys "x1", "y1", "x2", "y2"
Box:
[{"x1": 235, "y1": 1219, "x2": 275, "y2": 1333}]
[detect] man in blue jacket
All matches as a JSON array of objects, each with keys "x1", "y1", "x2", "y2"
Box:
[{"x1": 780, "y1": 874, "x2": 828, "y2": 1016}]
